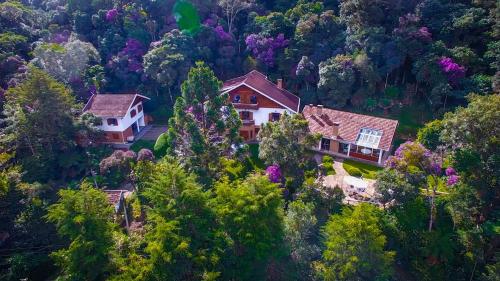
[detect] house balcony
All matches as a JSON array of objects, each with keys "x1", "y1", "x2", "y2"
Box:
[
  {"x1": 233, "y1": 102, "x2": 259, "y2": 110},
  {"x1": 241, "y1": 119, "x2": 255, "y2": 126}
]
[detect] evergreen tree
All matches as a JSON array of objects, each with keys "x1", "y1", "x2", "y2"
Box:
[
  {"x1": 0, "y1": 67, "x2": 99, "y2": 182},
  {"x1": 212, "y1": 175, "x2": 285, "y2": 280},
  {"x1": 315, "y1": 203, "x2": 395, "y2": 281},
  {"x1": 166, "y1": 61, "x2": 241, "y2": 184},
  {"x1": 46, "y1": 184, "x2": 116, "y2": 281}
]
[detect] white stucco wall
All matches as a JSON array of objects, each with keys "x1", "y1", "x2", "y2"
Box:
[
  {"x1": 97, "y1": 102, "x2": 145, "y2": 132},
  {"x1": 236, "y1": 107, "x2": 294, "y2": 126}
]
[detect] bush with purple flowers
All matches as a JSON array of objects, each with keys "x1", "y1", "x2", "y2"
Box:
[
  {"x1": 106, "y1": 8, "x2": 118, "y2": 22},
  {"x1": 438, "y1": 57, "x2": 466, "y2": 85},
  {"x1": 214, "y1": 25, "x2": 232, "y2": 41},
  {"x1": 245, "y1": 33, "x2": 289, "y2": 67},
  {"x1": 446, "y1": 174, "x2": 459, "y2": 186},
  {"x1": 266, "y1": 165, "x2": 282, "y2": 183}
]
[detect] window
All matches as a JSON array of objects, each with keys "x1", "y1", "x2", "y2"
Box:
[
  {"x1": 233, "y1": 95, "x2": 241, "y2": 103},
  {"x1": 355, "y1": 128, "x2": 382, "y2": 149},
  {"x1": 137, "y1": 104, "x2": 143, "y2": 112},
  {"x1": 95, "y1": 118, "x2": 103, "y2": 126},
  {"x1": 130, "y1": 109, "x2": 137, "y2": 118},
  {"x1": 240, "y1": 111, "x2": 251, "y2": 120},
  {"x1": 107, "y1": 118, "x2": 118, "y2": 126},
  {"x1": 271, "y1": 113, "x2": 281, "y2": 121},
  {"x1": 250, "y1": 95, "x2": 257, "y2": 104},
  {"x1": 321, "y1": 138, "x2": 331, "y2": 151}
]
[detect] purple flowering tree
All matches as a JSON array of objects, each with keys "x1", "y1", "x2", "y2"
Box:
[
  {"x1": 385, "y1": 141, "x2": 458, "y2": 231},
  {"x1": 107, "y1": 38, "x2": 146, "y2": 86},
  {"x1": 106, "y1": 8, "x2": 118, "y2": 22},
  {"x1": 245, "y1": 33, "x2": 289, "y2": 67},
  {"x1": 214, "y1": 25, "x2": 233, "y2": 41},
  {"x1": 265, "y1": 165, "x2": 282, "y2": 184},
  {"x1": 438, "y1": 57, "x2": 466, "y2": 85}
]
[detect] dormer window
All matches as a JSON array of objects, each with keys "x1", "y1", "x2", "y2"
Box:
[
  {"x1": 130, "y1": 109, "x2": 137, "y2": 118},
  {"x1": 137, "y1": 104, "x2": 143, "y2": 112},
  {"x1": 233, "y1": 95, "x2": 241, "y2": 103},
  {"x1": 250, "y1": 95, "x2": 257, "y2": 104},
  {"x1": 107, "y1": 118, "x2": 118, "y2": 126}
]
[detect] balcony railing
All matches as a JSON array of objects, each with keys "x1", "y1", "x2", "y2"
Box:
[
  {"x1": 241, "y1": 119, "x2": 255, "y2": 126},
  {"x1": 233, "y1": 102, "x2": 259, "y2": 110}
]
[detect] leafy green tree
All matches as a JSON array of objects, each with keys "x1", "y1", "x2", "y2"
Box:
[
  {"x1": 284, "y1": 199, "x2": 320, "y2": 278},
  {"x1": 318, "y1": 55, "x2": 356, "y2": 108},
  {"x1": 46, "y1": 184, "x2": 116, "y2": 281},
  {"x1": 375, "y1": 169, "x2": 418, "y2": 208},
  {"x1": 417, "y1": 119, "x2": 444, "y2": 151},
  {"x1": 315, "y1": 203, "x2": 395, "y2": 281},
  {"x1": 143, "y1": 30, "x2": 196, "y2": 103},
  {"x1": 31, "y1": 37, "x2": 100, "y2": 84},
  {"x1": 166, "y1": 61, "x2": 241, "y2": 184},
  {"x1": 137, "y1": 159, "x2": 224, "y2": 280},
  {"x1": 440, "y1": 94, "x2": 499, "y2": 279},
  {"x1": 258, "y1": 113, "x2": 319, "y2": 175},
  {"x1": 0, "y1": 67, "x2": 99, "y2": 182},
  {"x1": 212, "y1": 175, "x2": 285, "y2": 280}
]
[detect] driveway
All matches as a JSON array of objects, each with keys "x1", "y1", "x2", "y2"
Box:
[{"x1": 139, "y1": 125, "x2": 168, "y2": 141}]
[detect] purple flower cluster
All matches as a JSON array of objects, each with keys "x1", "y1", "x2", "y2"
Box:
[
  {"x1": 265, "y1": 165, "x2": 282, "y2": 183},
  {"x1": 438, "y1": 57, "x2": 466, "y2": 85},
  {"x1": 118, "y1": 39, "x2": 146, "y2": 72},
  {"x1": 203, "y1": 18, "x2": 217, "y2": 27},
  {"x1": 415, "y1": 27, "x2": 432, "y2": 41},
  {"x1": 214, "y1": 25, "x2": 232, "y2": 41},
  {"x1": 447, "y1": 175, "x2": 459, "y2": 186},
  {"x1": 445, "y1": 167, "x2": 459, "y2": 186},
  {"x1": 245, "y1": 33, "x2": 289, "y2": 67},
  {"x1": 394, "y1": 14, "x2": 431, "y2": 42},
  {"x1": 50, "y1": 30, "x2": 70, "y2": 44},
  {"x1": 430, "y1": 162, "x2": 442, "y2": 175},
  {"x1": 106, "y1": 8, "x2": 118, "y2": 22},
  {"x1": 445, "y1": 167, "x2": 456, "y2": 176},
  {"x1": 386, "y1": 141, "x2": 433, "y2": 170}
]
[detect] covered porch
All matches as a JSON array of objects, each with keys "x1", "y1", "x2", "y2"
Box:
[{"x1": 317, "y1": 138, "x2": 387, "y2": 166}]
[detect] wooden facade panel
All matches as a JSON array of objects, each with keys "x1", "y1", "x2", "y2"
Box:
[{"x1": 228, "y1": 85, "x2": 283, "y2": 109}]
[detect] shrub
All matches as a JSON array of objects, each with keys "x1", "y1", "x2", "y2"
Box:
[
  {"x1": 322, "y1": 155, "x2": 336, "y2": 175},
  {"x1": 154, "y1": 133, "x2": 168, "y2": 157},
  {"x1": 345, "y1": 166, "x2": 362, "y2": 177}
]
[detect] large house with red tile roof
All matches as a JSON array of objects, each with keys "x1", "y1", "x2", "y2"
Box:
[
  {"x1": 84, "y1": 93, "x2": 150, "y2": 143},
  {"x1": 221, "y1": 70, "x2": 300, "y2": 141},
  {"x1": 303, "y1": 105, "x2": 398, "y2": 165}
]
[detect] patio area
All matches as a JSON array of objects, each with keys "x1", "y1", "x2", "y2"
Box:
[{"x1": 320, "y1": 158, "x2": 379, "y2": 205}]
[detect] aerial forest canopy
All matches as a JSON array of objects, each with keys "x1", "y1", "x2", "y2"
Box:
[{"x1": 0, "y1": 0, "x2": 498, "y2": 280}]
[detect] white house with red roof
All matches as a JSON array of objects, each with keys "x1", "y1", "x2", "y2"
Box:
[
  {"x1": 83, "y1": 93, "x2": 150, "y2": 143},
  {"x1": 221, "y1": 70, "x2": 300, "y2": 141},
  {"x1": 303, "y1": 105, "x2": 398, "y2": 165}
]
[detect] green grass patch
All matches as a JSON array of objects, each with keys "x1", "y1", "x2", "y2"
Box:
[
  {"x1": 322, "y1": 155, "x2": 336, "y2": 175},
  {"x1": 342, "y1": 159, "x2": 382, "y2": 179},
  {"x1": 130, "y1": 140, "x2": 155, "y2": 153},
  {"x1": 245, "y1": 143, "x2": 265, "y2": 171}
]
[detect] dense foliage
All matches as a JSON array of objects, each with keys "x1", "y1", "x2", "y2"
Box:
[{"x1": 0, "y1": 0, "x2": 498, "y2": 280}]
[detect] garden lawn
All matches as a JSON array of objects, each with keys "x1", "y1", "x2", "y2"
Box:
[
  {"x1": 245, "y1": 143, "x2": 265, "y2": 171},
  {"x1": 342, "y1": 159, "x2": 383, "y2": 179},
  {"x1": 130, "y1": 140, "x2": 155, "y2": 153}
]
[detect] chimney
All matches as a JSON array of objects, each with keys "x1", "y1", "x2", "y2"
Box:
[
  {"x1": 332, "y1": 122, "x2": 340, "y2": 137},
  {"x1": 317, "y1": 105, "x2": 323, "y2": 115},
  {"x1": 276, "y1": 78, "x2": 283, "y2": 89}
]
